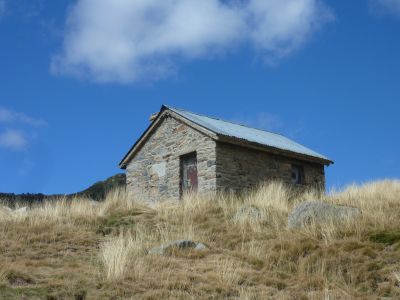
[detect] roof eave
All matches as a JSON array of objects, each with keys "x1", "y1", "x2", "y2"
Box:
[{"x1": 217, "y1": 134, "x2": 333, "y2": 166}]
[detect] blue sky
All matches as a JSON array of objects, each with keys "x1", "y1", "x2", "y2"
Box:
[{"x1": 0, "y1": 0, "x2": 399, "y2": 194}]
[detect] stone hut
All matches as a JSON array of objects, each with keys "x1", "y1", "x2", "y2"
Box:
[{"x1": 119, "y1": 105, "x2": 333, "y2": 202}]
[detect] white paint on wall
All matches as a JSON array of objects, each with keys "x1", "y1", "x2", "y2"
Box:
[{"x1": 152, "y1": 162, "x2": 166, "y2": 177}]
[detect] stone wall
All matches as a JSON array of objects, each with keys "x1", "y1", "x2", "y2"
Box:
[
  {"x1": 125, "y1": 115, "x2": 326, "y2": 202},
  {"x1": 126, "y1": 115, "x2": 217, "y2": 202},
  {"x1": 215, "y1": 142, "x2": 325, "y2": 193}
]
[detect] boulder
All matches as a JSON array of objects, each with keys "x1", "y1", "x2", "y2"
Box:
[
  {"x1": 148, "y1": 239, "x2": 208, "y2": 255},
  {"x1": 288, "y1": 201, "x2": 361, "y2": 228},
  {"x1": 233, "y1": 205, "x2": 262, "y2": 222}
]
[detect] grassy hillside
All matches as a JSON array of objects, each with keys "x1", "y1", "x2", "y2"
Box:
[{"x1": 0, "y1": 180, "x2": 400, "y2": 299}]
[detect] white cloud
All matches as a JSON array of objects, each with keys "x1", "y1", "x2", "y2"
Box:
[
  {"x1": 52, "y1": 0, "x2": 333, "y2": 83},
  {"x1": 247, "y1": 0, "x2": 333, "y2": 61},
  {"x1": 232, "y1": 111, "x2": 306, "y2": 139},
  {"x1": 0, "y1": 0, "x2": 5, "y2": 18},
  {"x1": 232, "y1": 112, "x2": 283, "y2": 132},
  {"x1": 0, "y1": 107, "x2": 46, "y2": 151},
  {"x1": 0, "y1": 106, "x2": 47, "y2": 126},
  {"x1": 370, "y1": 0, "x2": 400, "y2": 16},
  {"x1": 0, "y1": 129, "x2": 28, "y2": 150}
]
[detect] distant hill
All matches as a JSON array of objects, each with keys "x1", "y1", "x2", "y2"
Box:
[
  {"x1": 74, "y1": 173, "x2": 126, "y2": 200},
  {"x1": 0, "y1": 173, "x2": 126, "y2": 205}
]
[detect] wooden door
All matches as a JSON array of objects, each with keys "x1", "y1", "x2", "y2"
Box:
[{"x1": 180, "y1": 152, "x2": 198, "y2": 195}]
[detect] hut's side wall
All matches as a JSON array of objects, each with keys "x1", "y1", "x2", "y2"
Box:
[
  {"x1": 126, "y1": 116, "x2": 217, "y2": 202},
  {"x1": 215, "y1": 142, "x2": 325, "y2": 193}
]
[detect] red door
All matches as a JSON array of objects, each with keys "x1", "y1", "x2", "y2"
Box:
[{"x1": 180, "y1": 152, "x2": 198, "y2": 195}]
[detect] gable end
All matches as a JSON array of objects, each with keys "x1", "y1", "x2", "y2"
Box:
[{"x1": 119, "y1": 109, "x2": 217, "y2": 169}]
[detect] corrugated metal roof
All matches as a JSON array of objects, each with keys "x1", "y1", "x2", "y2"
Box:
[{"x1": 165, "y1": 105, "x2": 332, "y2": 163}]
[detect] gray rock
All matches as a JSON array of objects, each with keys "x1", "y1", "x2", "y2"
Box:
[
  {"x1": 148, "y1": 239, "x2": 208, "y2": 255},
  {"x1": 14, "y1": 206, "x2": 29, "y2": 213},
  {"x1": 194, "y1": 243, "x2": 207, "y2": 250},
  {"x1": 233, "y1": 205, "x2": 262, "y2": 222},
  {"x1": 288, "y1": 201, "x2": 361, "y2": 228}
]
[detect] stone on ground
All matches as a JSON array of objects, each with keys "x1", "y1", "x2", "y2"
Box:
[
  {"x1": 233, "y1": 205, "x2": 262, "y2": 222},
  {"x1": 288, "y1": 201, "x2": 361, "y2": 228},
  {"x1": 148, "y1": 239, "x2": 208, "y2": 255},
  {"x1": 14, "y1": 207, "x2": 29, "y2": 213}
]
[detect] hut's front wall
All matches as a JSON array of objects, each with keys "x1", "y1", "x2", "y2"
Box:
[
  {"x1": 216, "y1": 142, "x2": 325, "y2": 193},
  {"x1": 126, "y1": 116, "x2": 217, "y2": 202}
]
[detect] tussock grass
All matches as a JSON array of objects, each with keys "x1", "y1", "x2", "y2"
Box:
[
  {"x1": 0, "y1": 180, "x2": 399, "y2": 299},
  {"x1": 100, "y1": 232, "x2": 146, "y2": 281}
]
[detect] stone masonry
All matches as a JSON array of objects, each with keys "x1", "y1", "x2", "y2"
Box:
[
  {"x1": 126, "y1": 116, "x2": 217, "y2": 202},
  {"x1": 125, "y1": 114, "x2": 325, "y2": 202},
  {"x1": 216, "y1": 142, "x2": 325, "y2": 193}
]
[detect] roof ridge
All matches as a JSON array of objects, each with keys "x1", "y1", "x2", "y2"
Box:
[{"x1": 164, "y1": 104, "x2": 289, "y2": 140}]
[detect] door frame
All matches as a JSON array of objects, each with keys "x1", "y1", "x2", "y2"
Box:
[{"x1": 179, "y1": 151, "x2": 198, "y2": 198}]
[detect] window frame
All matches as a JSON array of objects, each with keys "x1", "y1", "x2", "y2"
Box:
[{"x1": 291, "y1": 164, "x2": 304, "y2": 185}]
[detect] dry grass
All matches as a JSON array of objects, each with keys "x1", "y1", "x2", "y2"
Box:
[{"x1": 0, "y1": 180, "x2": 399, "y2": 299}]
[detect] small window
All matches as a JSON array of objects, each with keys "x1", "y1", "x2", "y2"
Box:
[{"x1": 291, "y1": 165, "x2": 304, "y2": 185}]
